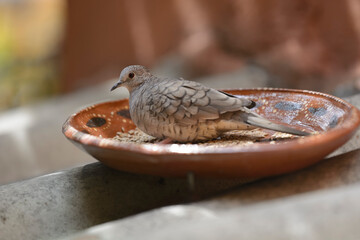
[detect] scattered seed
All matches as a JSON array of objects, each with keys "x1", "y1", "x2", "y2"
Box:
[{"x1": 112, "y1": 128, "x2": 299, "y2": 146}]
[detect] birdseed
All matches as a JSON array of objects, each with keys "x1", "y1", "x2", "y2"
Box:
[{"x1": 113, "y1": 128, "x2": 299, "y2": 146}]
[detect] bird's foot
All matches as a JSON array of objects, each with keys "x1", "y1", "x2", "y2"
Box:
[{"x1": 158, "y1": 138, "x2": 173, "y2": 144}]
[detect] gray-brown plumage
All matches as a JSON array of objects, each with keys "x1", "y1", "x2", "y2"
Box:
[{"x1": 111, "y1": 65, "x2": 309, "y2": 142}]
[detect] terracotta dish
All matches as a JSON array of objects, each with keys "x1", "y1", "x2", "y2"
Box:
[{"x1": 63, "y1": 89, "x2": 360, "y2": 178}]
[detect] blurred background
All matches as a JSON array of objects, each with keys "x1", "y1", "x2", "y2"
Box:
[{"x1": 1, "y1": 0, "x2": 360, "y2": 184}]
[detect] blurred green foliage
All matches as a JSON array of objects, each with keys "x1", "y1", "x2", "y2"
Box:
[{"x1": 0, "y1": 0, "x2": 63, "y2": 111}]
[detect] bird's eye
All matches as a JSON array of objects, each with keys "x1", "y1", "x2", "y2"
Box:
[{"x1": 128, "y1": 72, "x2": 135, "y2": 79}]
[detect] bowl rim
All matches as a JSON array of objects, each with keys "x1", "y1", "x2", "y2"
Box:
[{"x1": 62, "y1": 88, "x2": 360, "y2": 156}]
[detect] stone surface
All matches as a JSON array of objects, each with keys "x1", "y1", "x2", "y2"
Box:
[
  {"x1": 1, "y1": 148, "x2": 360, "y2": 240},
  {"x1": 64, "y1": 182, "x2": 360, "y2": 240},
  {"x1": 0, "y1": 163, "x2": 248, "y2": 240},
  {"x1": 62, "y1": 149, "x2": 360, "y2": 240}
]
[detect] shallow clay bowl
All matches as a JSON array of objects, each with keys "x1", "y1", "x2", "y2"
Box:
[{"x1": 63, "y1": 88, "x2": 360, "y2": 178}]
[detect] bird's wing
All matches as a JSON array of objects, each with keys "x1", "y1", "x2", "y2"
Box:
[{"x1": 154, "y1": 79, "x2": 254, "y2": 125}]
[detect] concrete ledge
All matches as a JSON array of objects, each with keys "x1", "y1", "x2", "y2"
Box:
[
  {"x1": 64, "y1": 181, "x2": 360, "y2": 240},
  {"x1": 0, "y1": 163, "x2": 247, "y2": 240},
  {"x1": 62, "y1": 149, "x2": 360, "y2": 240}
]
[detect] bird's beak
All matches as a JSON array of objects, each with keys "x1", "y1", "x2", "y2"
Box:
[{"x1": 110, "y1": 81, "x2": 122, "y2": 91}]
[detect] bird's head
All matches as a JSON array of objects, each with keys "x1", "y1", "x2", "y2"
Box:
[{"x1": 110, "y1": 65, "x2": 150, "y2": 92}]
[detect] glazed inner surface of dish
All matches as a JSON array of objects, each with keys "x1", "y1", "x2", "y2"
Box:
[{"x1": 69, "y1": 89, "x2": 349, "y2": 141}]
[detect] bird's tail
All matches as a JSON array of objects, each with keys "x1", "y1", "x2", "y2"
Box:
[{"x1": 244, "y1": 113, "x2": 310, "y2": 136}]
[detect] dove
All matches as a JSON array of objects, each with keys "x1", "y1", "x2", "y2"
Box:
[{"x1": 110, "y1": 65, "x2": 309, "y2": 142}]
